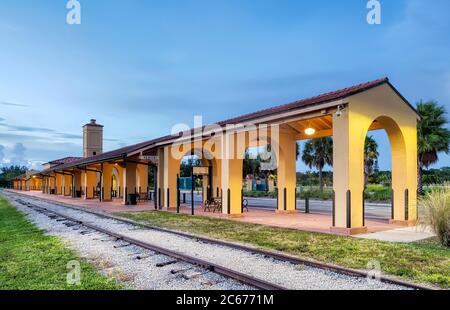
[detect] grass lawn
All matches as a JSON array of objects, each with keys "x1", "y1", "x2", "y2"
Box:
[
  {"x1": 116, "y1": 211, "x2": 450, "y2": 288},
  {"x1": 0, "y1": 197, "x2": 122, "y2": 290}
]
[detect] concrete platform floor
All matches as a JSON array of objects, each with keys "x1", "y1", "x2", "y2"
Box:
[
  {"x1": 357, "y1": 226, "x2": 435, "y2": 243},
  {"x1": 5, "y1": 190, "x2": 433, "y2": 241}
]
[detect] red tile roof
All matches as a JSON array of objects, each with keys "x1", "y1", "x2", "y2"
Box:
[
  {"x1": 218, "y1": 78, "x2": 390, "y2": 125},
  {"x1": 40, "y1": 77, "x2": 417, "y2": 174},
  {"x1": 47, "y1": 157, "x2": 83, "y2": 165}
]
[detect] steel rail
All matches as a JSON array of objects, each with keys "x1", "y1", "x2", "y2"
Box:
[
  {"x1": 4, "y1": 190, "x2": 434, "y2": 290},
  {"x1": 15, "y1": 198, "x2": 286, "y2": 291}
]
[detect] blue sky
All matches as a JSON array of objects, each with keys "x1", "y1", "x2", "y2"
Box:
[{"x1": 0, "y1": 0, "x2": 449, "y2": 172}]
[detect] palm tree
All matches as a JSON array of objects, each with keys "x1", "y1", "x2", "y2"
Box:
[
  {"x1": 302, "y1": 137, "x2": 333, "y2": 191},
  {"x1": 417, "y1": 100, "x2": 450, "y2": 194},
  {"x1": 364, "y1": 136, "x2": 379, "y2": 187}
]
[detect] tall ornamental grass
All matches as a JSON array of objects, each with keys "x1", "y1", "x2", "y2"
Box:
[{"x1": 420, "y1": 188, "x2": 450, "y2": 247}]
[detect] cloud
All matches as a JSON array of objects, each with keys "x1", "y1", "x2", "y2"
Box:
[
  {"x1": 0, "y1": 132, "x2": 49, "y2": 142},
  {"x1": 384, "y1": 0, "x2": 450, "y2": 54},
  {"x1": 10, "y1": 142, "x2": 27, "y2": 166},
  {"x1": 0, "y1": 122, "x2": 54, "y2": 133},
  {"x1": 54, "y1": 132, "x2": 118, "y2": 142},
  {"x1": 0, "y1": 101, "x2": 28, "y2": 107},
  {"x1": 54, "y1": 133, "x2": 82, "y2": 139},
  {"x1": 105, "y1": 138, "x2": 120, "y2": 142},
  {"x1": 0, "y1": 144, "x2": 4, "y2": 162}
]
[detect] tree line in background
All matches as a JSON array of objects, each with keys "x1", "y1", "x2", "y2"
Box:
[
  {"x1": 295, "y1": 167, "x2": 450, "y2": 187},
  {"x1": 0, "y1": 166, "x2": 28, "y2": 188}
]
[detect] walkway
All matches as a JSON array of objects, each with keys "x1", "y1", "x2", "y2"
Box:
[{"x1": 5, "y1": 190, "x2": 432, "y2": 241}]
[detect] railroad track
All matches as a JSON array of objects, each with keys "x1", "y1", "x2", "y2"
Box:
[
  {"x1": 12, "y1": 197, "x2": 286, "y2": 291},
  {"x1": 3, "y1": 190, "x2": 433, "y2": 290}
]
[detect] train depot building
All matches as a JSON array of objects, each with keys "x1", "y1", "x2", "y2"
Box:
[{"x1": 10, "y1": 78, "x2": 420, "y2": 235}]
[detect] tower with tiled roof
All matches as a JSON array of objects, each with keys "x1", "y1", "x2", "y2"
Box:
[{"x1": 83, "y1": 119, "x2": 103, "y2": 158}]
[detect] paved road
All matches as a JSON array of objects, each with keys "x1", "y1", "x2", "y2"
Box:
[{"x1": 177, "y1": 191, "x2": 392, "y2": 220}]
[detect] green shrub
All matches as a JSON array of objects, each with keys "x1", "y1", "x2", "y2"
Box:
[
  {"x1": 244, "y1": 185, "x2": 393, "y2": 202},
  {"x1": 297, "y1": 187, "x2": 333, "y2": 200},
  {"x1": 242, "y1": 190, "x2": 277, "y2": 198},
  {"x1": 364, "y1": 184, "x2": 392, "y2": 202},
  {"x1": 420, "y1": 189, "x2": 450, "y2": 247}
]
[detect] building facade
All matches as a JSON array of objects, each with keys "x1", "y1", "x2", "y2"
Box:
[{"x1": 17, "y1": 78, "x2": 419, "y2": 234}]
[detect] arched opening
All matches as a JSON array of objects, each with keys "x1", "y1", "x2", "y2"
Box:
[
  {"x1": 111, "y1": 174, "x2": 117, "y2": 198},
  {"x1": 111, "y1": 167, "x2": 120, "y2": 199},
  {"x1": 235, "y1": 129, "x2": 281, "y2": 213},
  {"x1": 178, "y1": 148, "x2": 215, "y2": 211},
  {"x1": 363, "y1": 116, "x2": 407, "y2": 224},
  {"x1": 298, "y1": 137, "x2": 333, "y2": 215},
  {"x1": 242, "y1": 144, "x2": 278, "y2": 210}
]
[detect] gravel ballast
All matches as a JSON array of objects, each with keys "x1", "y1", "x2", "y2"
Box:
[
  {"x1": 5, "y1": 195, "x2": 251, "y2": 290},
  {"x1": 3, "y1": 192, "x2": 411, "y2": 290}
]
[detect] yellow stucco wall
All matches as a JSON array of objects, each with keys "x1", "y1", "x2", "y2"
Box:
[
  {"x1": 333, "y1": 84, "x2": 418, "y2": 229},
  {"x1": 84, "y1": 170, "x2": 97, "y2": 199},
  {"x1": 137, "y1": 165, "x2": 149, "y2": 194},
  {"x1": 102, "y1": 163, "x2": 114, "y2": 201},
  {"x1": 63, "y1": 174, "x2": 71, "y2": 196},
  {"x1": 37, "y1": 81, "x2": 418, "y2": 233},
  {"x1": 275, "y1": 130, "x2": 298, "y2": 213}
]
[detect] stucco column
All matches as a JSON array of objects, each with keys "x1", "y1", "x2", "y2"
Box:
[
  {"x1": 73, "y1": 171, "x2": 81, "y2": 197},
  {"x1": 212, "y1": 159, "x2": 222, "y2": 198},
  {"x1": 220, "y1": 132, "x2": 243, "y2": 216},
  {"x1": 49, "y1": 175, "x2": 56, "y2": 194},
  {"x1": 63, "y1": 174, "x2": 71, "y2": 196},
  {"x1": 84, "y1": 170, "x2": 97, "y2": 199},
  {"x1": 122, "y1": 162, "x2": 137, "y2": 204},
  {"x1": 137, "y1": 165, "x2": 149, "y2": 194},
  {"x1": 55, "y1": 174, "x2": 63, "y2": 195},
  {"x1": 332, "y1": 109, "x2": 367, "y2": 235},
  {"x1": 388, "y1": 119, "x2": 418, "y2": 225},
  {"x1": 405, "y1": 126, "x2": 418, "y2": 223},
  {"x1": 164, "y1": 146, "x2": 180, "y2": 209},
  {"x1": 275, "y1": 131, "x2": 297, "y2": 213},
  {"x1": 102, "y1": 164, "x2": 113, "y2": 201}
]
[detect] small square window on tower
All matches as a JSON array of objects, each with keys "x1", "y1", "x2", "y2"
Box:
[{"x1": 83, "y1": 119, "x2": 103, "y2": 158}]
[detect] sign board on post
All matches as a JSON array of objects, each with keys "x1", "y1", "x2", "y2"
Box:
[
  {"x1": 139, "y1": 155, "x2": 159, "y2": 165},
  {"x1": 192, "y1": 166, "x2": 209, "y2": 176}
]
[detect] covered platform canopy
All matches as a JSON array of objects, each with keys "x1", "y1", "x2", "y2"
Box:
[
  {"x1": 33, "y1": 77, "x2": 419, "y2": 235},
  {"x1": 10, "y1": 170, "x2": 42, "y2": 191}
]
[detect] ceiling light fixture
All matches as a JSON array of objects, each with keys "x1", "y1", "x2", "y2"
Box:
[{"x1": 305, "y1": 127, "x2": 316, "y2": 136}]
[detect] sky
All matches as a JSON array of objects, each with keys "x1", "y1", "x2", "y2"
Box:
[{"x1": 0, "y1": 0, "x2": 449, "y2": 172}]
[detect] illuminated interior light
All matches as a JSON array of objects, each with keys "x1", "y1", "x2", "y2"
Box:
[{"x1": 305, "y1": 128, "x2": 316, "y2": 136}]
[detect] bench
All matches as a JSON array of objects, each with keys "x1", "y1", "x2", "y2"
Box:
[
  {"x1": 138, "y1": 192, "x2": 149, "y2": 202},
  {"x1": 203, "y1": 197, "x2": 222, "y2": 213}
]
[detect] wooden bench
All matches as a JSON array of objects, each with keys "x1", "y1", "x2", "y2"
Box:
[
  {"x1": 203, "y1": 197, "x2": 222, "y2": 213},
  {"x1": 204, "y1": 198, "x2": 249, "y2": 213},
  {"x1": 137, "y1": 192, "x2": 149, "y2": 202}
]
